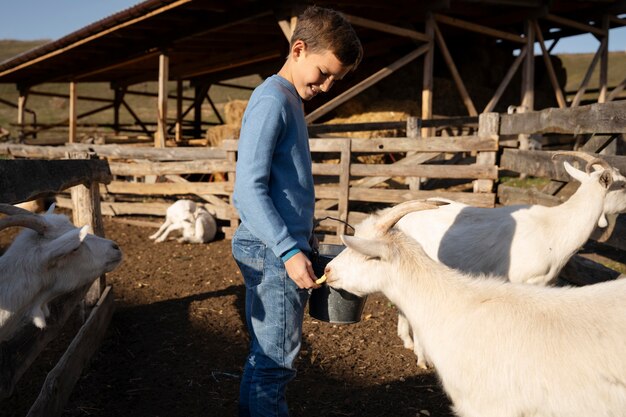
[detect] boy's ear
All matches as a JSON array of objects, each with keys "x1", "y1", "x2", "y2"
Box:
[{"x1": 291, "y1": 39, "x2": 306, "y2": 58}]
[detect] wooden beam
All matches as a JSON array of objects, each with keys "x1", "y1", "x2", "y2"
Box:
[
  {"x1": 521, "y1": 19, "x2": 535, "y2": 112},
  {"x1": 434, "y1": 13, "x2": 525, "y2": 44},
  {"x1": 598, "y1": 15, "x2": 610, "y2": 104},
  {"x1": 155, "y1": 53, "x2": 169, "y2": 148},
  {"x1": 433, "y1": 20, "x2": 477, "y2": 116},
  {"x1": 422, "y1": 15, "x2": 435, "y2": 137},
  {"x1": 607, "y1": 75, "x2": 626, "y2": 102},
  {"x1": 345, "y1": 14, "x2": 430, "y2": 42},
  {"x1": 532, "y1": 20, "x2": 567, "y2": 108},
  {"x1": 0, "y1": 0, "x2": 195, "y2": 78},
  {"x1": 305, "y1": 44, "x2": 429, "y2": 123},
  {"x1": 175, "y1": 80, "x2": 183, "y2": 142},
  {"x1": 544, "y1": 13, "x2": 605, "y2": 37},
  {"x1": 500, "y1": 149, "x2": 626, "y2": 180},
  {"x1": 500, "y1": 98, "x2": 626, "y2": 135},
  {"x1": 571, "y1": 36, "x2": 607, "y2": 107},
  {"x1": 68, "y1": 82, "x2": 77, "y2": 143},
  {"x1": 483, "y1": 46, "x2": 527, "y2": 113},
  {"x1": 26, "y1": 286, "x2": 115, "y2": 417},
  {"x1": 0, "y1": 159, "x2": 112, "y2": 204}
]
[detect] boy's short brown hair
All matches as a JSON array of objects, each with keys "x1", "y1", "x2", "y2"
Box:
[{"x1": 290, "y1": 6, "x2": 363, "y2": 70}]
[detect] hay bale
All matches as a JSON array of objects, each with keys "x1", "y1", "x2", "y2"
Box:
[
  {"x1": 205, "y1": 124, "x2": 240, "y2": 148},
  {"x1": 224, "y1": 99, "x2": 248, "y2": 126}
]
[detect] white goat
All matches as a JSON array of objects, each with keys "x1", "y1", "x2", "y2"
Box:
[
  {"x1": 324, "y1": 201, "x2": 626, "y2": 417},
  {"x1": 0, "y1": 204, "x2": 123, "y2": 341},
  {"x1": 394, "y1": 158, "x2": 614, "y2": 368},
  {"x1": 553, "y1": 151, "x2": 626, "y2": 228},
  {"x1": 149, "y1": 199, "x2": 217, "y2": 243}
]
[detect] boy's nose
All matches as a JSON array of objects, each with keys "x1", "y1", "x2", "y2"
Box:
[{"x1": 320, "y1": 78, "x2": 334, "y2": 92}]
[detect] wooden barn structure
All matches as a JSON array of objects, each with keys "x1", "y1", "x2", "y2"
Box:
[{"x1": 0, "y1": 0, "x2": 625, "y2": 143}]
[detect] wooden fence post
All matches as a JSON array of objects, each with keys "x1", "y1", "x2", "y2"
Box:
[
  {"x1": 337, "y1": 139, "x2": 351, "y2": 236},
  {"x1": 226, "y1": 147, "x2": 239, "y2": 238},
  {"x1": 69, "y1": 152, "x2": 105, "y2": 307},
  {"x1": 406, "y1": 116, "x2": 422, "y2": 190},
  {"x1": 474, "y1": 112, "x2": 499, "y2": 195}
]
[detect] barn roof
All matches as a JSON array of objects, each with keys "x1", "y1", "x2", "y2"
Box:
[{"x1": 0, "y1": 0, "x2": 624, "y2": 90}]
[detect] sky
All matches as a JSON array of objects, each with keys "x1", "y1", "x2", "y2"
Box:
[{"x1": 0, "y1": 0, "x2": 624, "y2": 54}]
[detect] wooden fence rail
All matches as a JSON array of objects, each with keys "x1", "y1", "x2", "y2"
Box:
[{"x1": 0, "y1": 115, "x2": 500, "y2": 243}]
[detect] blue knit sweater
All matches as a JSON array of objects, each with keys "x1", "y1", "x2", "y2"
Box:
[{"x1": 233, "y1": 75, "x2": 315, "y2": 258}]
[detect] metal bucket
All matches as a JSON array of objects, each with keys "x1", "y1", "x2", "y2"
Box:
[{"x1": 309, "y1": 244, "x2": 368, "y2": 324}]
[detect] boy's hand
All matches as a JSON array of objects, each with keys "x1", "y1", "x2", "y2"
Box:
[{"x1": 284, "y1": 252, "x2": 319, "y2": 289}]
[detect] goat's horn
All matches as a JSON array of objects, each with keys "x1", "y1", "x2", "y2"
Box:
[
  {"x1": 0, "y1": 214, "x2": 48, "y2": 234},
  {"x1": 551, "y1": 151, "x2": 611, "y2": 173},
  {"x1": 377, "y1": 200, "x2": 440, "y2": 233},
  {"x1": 0, "y1": 203, "x2": 39, "y2": 216}
]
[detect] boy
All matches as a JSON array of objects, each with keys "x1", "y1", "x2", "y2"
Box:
[{"x1": 231, "y1": 6, "x2": 362, "y2": 416}]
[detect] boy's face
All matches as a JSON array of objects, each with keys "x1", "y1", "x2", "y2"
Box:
[{"x1": 291, "y1": 41, "x2": 351, "y2": 101}]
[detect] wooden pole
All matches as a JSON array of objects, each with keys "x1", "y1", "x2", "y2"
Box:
[
  {"x1": 532, "y1": 20, "x2": 566, "y2": 108},
  {"x1": 422, "y1": 14, "x2": 435, "y2": 137},
  {"x1": 519, "y1": 19, "x2": 535, "y2": 154},
  {"x1": 337, "y1": 139, "x2": 351, "y2": 236},
  {"x1": 474, "y1": 112, "x2": 499, "y2": 195},
  {"x1": 176, "y1": 80, "x2": 183, "y2": 142},
  {"x1": 483, "y1": 46, "x2": 527, "y2": 113},
  {"x1": 155, "y1": 52, "x2": 169, "y2": 148},
  {"x1": 17, "y1": 89, "x2": 27, "y2": 141},
  {"x1": 406, "y1": 116, "x2": 422, "y2": 190},
  {"x1": 598, "y1": 15, "x2": 609, "y2": 104},
  {"x1": 69, "y1": 152, "x2": 105, "y2": 307},
  {"x1": 68, "y1": 81, "x2": 77, "y2": 144},
  {"x1": 433, "y1": 19, "x2": 477, "y2": 116}
]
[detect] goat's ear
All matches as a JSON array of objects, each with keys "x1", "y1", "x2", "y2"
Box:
[
  {"x1": 599, "y1": 170, "x2": 613, "y2": 189},
  {"x1": 341, "y1": 235, "x2": 387, "y2": 259},
  {"x1": 46, "y1": 202, "x2": 56, "y2": 214},
  {"x1": 43, "y1": 228, "x2": 83, "y2": 268},
  {"x1": 79, "y1": 225, "x2": 93, "y2": 242},
  {"x1": 563, "y1": 161, "x2": 587, "y2": 183}
]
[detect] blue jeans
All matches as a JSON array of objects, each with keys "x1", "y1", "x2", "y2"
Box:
[{"x1": 232, "y1": 224, "x2": 310, "y2": 417}]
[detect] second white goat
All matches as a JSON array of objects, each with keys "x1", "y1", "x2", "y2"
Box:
[
  {"x1": 394, "y1": 158, "x2": 614, "y2": 368},
  {"x1": 324, "y1": 201, "x2": 626, "y2": 417}
]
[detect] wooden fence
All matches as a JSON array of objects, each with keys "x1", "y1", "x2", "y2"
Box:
[
  {"x1": 0, "y1": 115, "x2": 498, "y2": 243},
  {"x1": 0, "y1": 158, "x2": 114, "y2": 417}
]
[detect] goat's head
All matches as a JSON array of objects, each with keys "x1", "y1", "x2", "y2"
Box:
[
  {"x1": 0, "y1": 203, "x2": 123, "y2": 291},
  {"x1": 553, "y1": 151, "x2": 623, "y2": 227},
  {"x1": 324, "y1": 201, "x2": 439, "y2": 296}
]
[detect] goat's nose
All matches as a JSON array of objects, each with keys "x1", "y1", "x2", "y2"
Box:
[
  {"x1": 324, "y1": 266, "x2": 331, "y2": 276},
  {"x1": 111, "y1": 242, "x2": 120, "y2": 251}
]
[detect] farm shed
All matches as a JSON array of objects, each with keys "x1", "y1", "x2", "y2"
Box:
[{"x1": 0, "y1": 0, "x2": 625, "y2": 143}]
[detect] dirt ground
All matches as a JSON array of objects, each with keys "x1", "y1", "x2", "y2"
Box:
[{"x1": 1, "y1": 216, "x2": 456, "y2": 417}]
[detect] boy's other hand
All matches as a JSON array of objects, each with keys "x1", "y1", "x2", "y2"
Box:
[{"x1": 284, "y1": 252, "x2": 319, "y2": 289}]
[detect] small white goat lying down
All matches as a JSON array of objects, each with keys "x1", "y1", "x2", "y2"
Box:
[
  {"x1": 324, "y1": 201, "x2": 626, "y2": 417},
  {"x1": 394, "y1": 157, "x2": 615, "y2": 368},
  {"x1": 149, "y1": 199, "x2": 217, "y2": 243},
  {"x1": 0, "y1": 203, "x2": 123, "y2": 342}
]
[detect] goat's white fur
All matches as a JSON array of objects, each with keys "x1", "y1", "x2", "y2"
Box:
[
  {"x1": 0, "y1": 205, "x2": 123, "y2": 341},
  {"x1": 149, "y1": 200, "x2": 217, "y2": 244},
  {"x1": 324, "y1": 202, "x2": 626, "y2": 417},
  {"x1": 393, "y1": 161, "x2": 613, "y2": 368}
]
